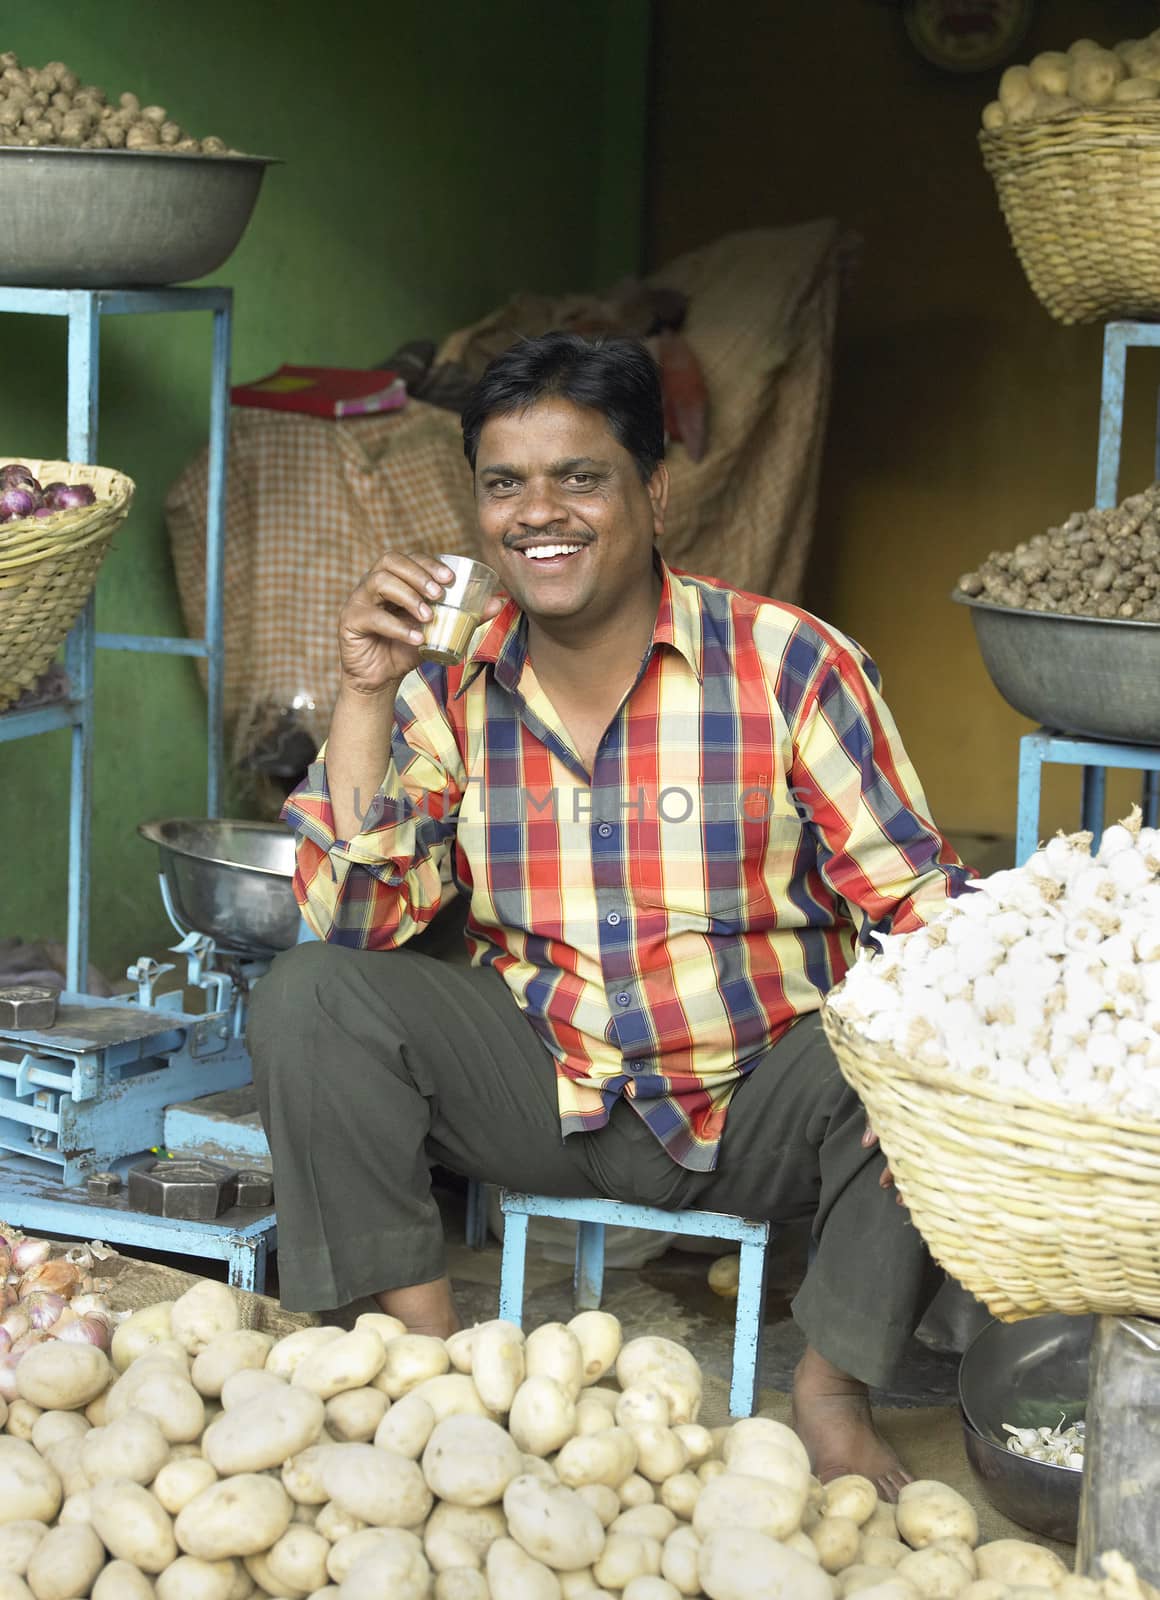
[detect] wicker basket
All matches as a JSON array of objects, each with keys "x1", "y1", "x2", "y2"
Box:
[
  {"x1": 0, "y1": 457, "x2": 134, "y2": 711},
  {"x1": 980, "y1": 106, "x2": 1160, "y2": 325},
  {"x1": 822, "y1": 1004, "x2": 1160, "y2": 1321}
]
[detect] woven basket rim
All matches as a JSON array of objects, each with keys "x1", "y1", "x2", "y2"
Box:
[
  {"x1": 0, "y1": 458, "x2": 134, "y2": 557},
  {"x1": 822, "y1": 1002, "x2": 1160, "y2": 1138},
  {"x1": 979, "y1": 102, "x2": 1160, "y2": 151}
]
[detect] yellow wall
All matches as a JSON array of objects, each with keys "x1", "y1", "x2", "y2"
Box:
[{"x1": 648, "y1": 0, "x2": 1160, "y2": 844}]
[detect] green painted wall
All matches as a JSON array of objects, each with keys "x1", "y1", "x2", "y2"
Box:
[{"x1": 1, "y1": 0, "x2": 650, "y2": 978}]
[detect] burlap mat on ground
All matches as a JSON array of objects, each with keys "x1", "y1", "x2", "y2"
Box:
[
  {"x1": 96, "y1": 1250, "x2": 316, "y2": 1339},
  {"x1": 699, "y1": 1374, "x2": 1073, "y2": 1566}
]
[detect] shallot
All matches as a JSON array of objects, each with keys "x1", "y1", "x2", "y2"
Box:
[{"x1": 0, "y1": 466, "x2": 99, "y2": 525}]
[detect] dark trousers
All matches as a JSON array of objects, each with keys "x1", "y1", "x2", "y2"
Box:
[{"x1": 247, "y1": 941, "x2": 940, "y2": 1388}]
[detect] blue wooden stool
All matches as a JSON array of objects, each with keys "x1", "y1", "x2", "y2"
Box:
[
  {"x1": 497, "y1": 1190, "x2": 773, "y2": 1417},
  {"x1": 1015, "y1": 729, "x2": 1160, "y2": 865}
]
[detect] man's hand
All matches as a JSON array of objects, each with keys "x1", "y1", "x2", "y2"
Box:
[
  {"x1": 338, "y1": 553, "x2": 502, "y2": 696},
  {"x1": 862, "y1": 1119, "x2": 905, "y2": 1206}
]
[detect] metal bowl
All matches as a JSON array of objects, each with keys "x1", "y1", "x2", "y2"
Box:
[
  {"x1": 0, "y1": 147, "x2": 278, "y2": 288},
  {"x1": 958, "y1": 1313, "x2": 1092, "y2": 1544},
  {"x1": 952, "y1": 590, "x2": 1160, "y2": 745},
  {"x1": 138, "y1": 818, "x2": 299, "y2": 959}
]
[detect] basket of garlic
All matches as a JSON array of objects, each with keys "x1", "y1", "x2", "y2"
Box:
[
  {"x1": 823, "y1": 809, "x2": 1160, "y2": 1323},
  {"x1": 979, "y1": 32, "x2": 1160, "y2": 325}
]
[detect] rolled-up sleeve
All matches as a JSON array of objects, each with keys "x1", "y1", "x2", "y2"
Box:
[
  {"x1": 281, "y1": 669, "x2": 466, "y2": 949},
  {"x1": 789, "y1": 648, "x2": 975, "y2": 941}
]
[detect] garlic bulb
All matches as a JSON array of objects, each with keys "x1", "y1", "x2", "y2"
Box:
[{"x1": 832, "y1": 808, "x2": 1160, "y2": 1113}]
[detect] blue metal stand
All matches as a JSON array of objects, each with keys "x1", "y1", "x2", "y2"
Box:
[
  {"x1": 0, "y1": 287, "x2": 232, "y2": 991},
  {"x1": 1016, "y1": 730, "x2": 1160, "y2": 864},
  {"x1": 498, "y1": 1190, "x2": 773, "y2": 1417}
]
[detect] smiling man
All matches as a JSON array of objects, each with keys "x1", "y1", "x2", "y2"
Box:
[{"x1": 248, "y1": 332, "x2": 973, "y2": 1497}]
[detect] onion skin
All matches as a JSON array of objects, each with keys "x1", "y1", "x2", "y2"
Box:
[
  {"x1": 18, "y1": 1259, "x2": 81, "y2": 1299},
  {"x1": 11, "y1": 1237, "x2": 51, "y2": 1273}
]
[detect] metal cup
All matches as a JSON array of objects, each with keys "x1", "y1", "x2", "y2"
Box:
[{"x1": 418, "y1": 554, "x2": 500, "y2": 665}]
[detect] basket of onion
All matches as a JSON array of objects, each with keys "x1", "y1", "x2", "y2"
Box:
[
  {"x1": 0, "y1": 456, "x2": 134, "y2": 711},
  {"x1": 0, "y1": 1228, "x2": 116, "y2": 1405}
]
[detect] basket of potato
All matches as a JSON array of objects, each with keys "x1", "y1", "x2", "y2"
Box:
[{"x1": 979, "y1": 31, "x2": 1160, "y2": 325}]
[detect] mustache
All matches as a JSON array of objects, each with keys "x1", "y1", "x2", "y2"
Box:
[{"x1": 502, "y1": 531, "x2": 593, "y2": 549}]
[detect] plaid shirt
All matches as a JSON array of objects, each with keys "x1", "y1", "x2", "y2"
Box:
[{"x1": 285, "y1": 560, "x2": 973, "y2": 1170}]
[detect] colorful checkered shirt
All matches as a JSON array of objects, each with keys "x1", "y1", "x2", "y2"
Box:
[{"x1": 285, "y1": 560, "x2": 973, "y2": 1170}]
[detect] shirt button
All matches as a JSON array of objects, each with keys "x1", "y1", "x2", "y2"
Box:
[
  {"x1": 607, "y1": 911, "x2": 621, "y2": 926},
  {"x1": 615, "y1": 991, "x2": 631, "y2": 1007},
  {"x1": 597, "y1": 822, "x2": 613, "y2": 838}
]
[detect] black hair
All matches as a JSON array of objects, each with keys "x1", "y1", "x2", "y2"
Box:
[{"x1": 461, "y1": 331, "x2": 665, "y2": 483}]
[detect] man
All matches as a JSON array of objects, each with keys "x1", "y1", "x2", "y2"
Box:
[{"x1": 249, "y1": 332, "x2": 973, "y2": 1498}]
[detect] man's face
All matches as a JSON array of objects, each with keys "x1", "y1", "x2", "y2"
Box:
[{"x1": 474, "y1": 397, "x2": 667, "y2": 629}]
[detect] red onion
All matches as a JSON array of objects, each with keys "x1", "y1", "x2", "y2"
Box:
[
  {"x1": 11, "y1": 1237, "x2": 50, "y2": 1273},
  {"x1": 1, "y1": 1307, "x2": 30, "y2": 1343},
  {"x1": 23, "y1": 1290, "x2": 66, "y2": 1331},
  {"x1": 51, "y1": 1311, "x2": 110, "y2": 1351},
  {"x1": 33, "y1": 505, "x2": 56, "y2": 520},
  {"x1": 0, "y1": 463, "x2": 35, "y2": 489},
  {"x1": 0, "y1": 485, "x2": 39, "y2": 523},
  {"x1": 44, "y1": 482, "x2": 95, "y2": 512},
  {"x1": 17, "y1": 1259, "x2": 81, "y2": 1298}
]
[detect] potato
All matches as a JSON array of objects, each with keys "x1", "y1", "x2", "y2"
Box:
[
  {"x1": 291, "y1": 1330, "x2": 385, "y2": 1400},
  {"x1": 315, "y1": 1499, "x2": 365, "y2": 1543},
  {"x1": 0, "y1": 1441, "x2": 62, "y2": 1526},
  {"x1": 559, "y1": 1569, "x2": 596, "y2": 1598},
  {"x1": 1028, "y1": 50, "x2": 1071, "y2": 94},
  {"x1": 0, "y1": 1522, "x2": 47, "y2": 1576},
  {"x1": 218, "y1": 1367, "x2": 285, "y2": 1411},
  {"x1": 631, "y1": 1425, "x2": 688, "y2": 1484},
  {"x1": 575, "y1": 1396, "x2": 616, "y2": 1435},
  {"x1": 897, "y1": 1544, "x2": 974, "y2": 1596},
  {"x1": 14, "y1": 1346, "x2": 111, "y2": 1414},
  {"x1": 659, "y1": 1471, "x2": 700, "y2": 1521},
  {"x1": 567, "y1": 1312, "x2": 622, "y2": 1386},
  {"x1": 723, "y1": 1419, "x2": 808, "y2": 1477},
  {"x1": 374, "y1": 1392, "x2": 436, "y2": 1459},
  {"x1": 338, "y1": 1532, "x2": 431, "y2": 1600},
  {"x1": 486, "y1": 1537, "x2": 562, "y2": 1600},
  {"x1": 4, "y1": 1405, "x2": 40, "y2": 1444},
  {"x1": 445, "y1": 1327, "x2": 477, "y2": 1375},
  {"x1": 861, "y1": 1536, "x2": 906, "y2": 1569},
  {"x1": 23, "y1": 1522, "x2": 103, "y2": 1600},
  {"x1": 671, "y1": 1424, "x2": 713, "y2": 1466},
  {"x1": 509, "y1": 1377, "x2": 577, "y2": 1456},
  {"x1": 0, "y1": 1576, "x2": 34, "y2": 1600},
  {"x1": 576, "y1": 1484, "x2": 621, "y2": 1529},
  {"x1": 812, "y1": 1515, "x2": 861, "y2": 1573},
  {"x1": 822, "y1": 1474, "x2": 878, "y2": 1526},
  {"x1": 661, "y1": 1524, "x2": 701, "y2": 1596},
  {"x1": 424, "y1": 1503, "x2": 507, "y2": 1572},
  {"x1": 435, "y1": 1569, "x2": 489, "y2": 1600},
  {"x1": 422, "y1": 1415, "x2": 522, "y2": 1507},
  {"x1": 353, "y1": 1311, "x2": 406, "y2": 1347},
  {"x1": 699, "y1": 1525, "x2": 834, "y2": 1599},
  {"x1": 524, "y1": 1324, "x2": 584, "y2": 1403},
  {"x1": 88, "y1": 1479, "x2": 176, "y2": 1573},
  {"x1": 622, "y1": 1582, "x2": 680, "y2": 1600},
  {"x1": 611, "y1": 1505, "x2": 676, "y2": 1542},
  {"x1": 504, "y1": 1474, "x2": 606, "y2": 1571},
  {"x1": 265, "y1": 1327, "x2": 343, "y2": 1380},
  {"x1": 81, "y1": 1411, "x2": 170, "y2": 1485},
  {"x1": 1069, "y1": 48, "x2": 1125, "y2": 106},
  {"x1": 998, "y1": 64, "x2": 1036, "y2": 117},
  {"x1": 153, "y1": 1457, "x2": 219, "y2": 1516},
  {"x1": 615, "y1": 1340, "x2": 701, "y2": 1426},
  {"x1": 1115, "y1": 77, "x2": 1160, "y2": 101},
  {"x1": 321, "y1": 1441, "x2": 432, "y2": 1528},
  {"x1": 264, "y1": 1524, "x2": 330, "y2": 1593},
  {"x1": 556, "y1": 1428, "x2": 637, "y2": 1490},
  {"x1": 202, "y1": 1385, "x2": 324, "y2": 1474},
  {"x1": 174, "y1": 1474, "x2": 293, "y2": 1561},
  {"x1": 523, "y1": 1453, "x2": 559, "y2": 1482},
  {"x1": 28, "y1": 1415, "x2": 87, "y2": 1457},
  {"x1": 974, "y1": 1540, "x2": 1068, "y2": 1588},
  {"x1": 154, "y1": 1556, "x2": 237, "y2": 1600},
  {"x1": 91, "y1": 1561, "x2": 156, "y2": 1599},
  {"x1": 955, "y1": 1586, "x2": 1007, "y2": 1600},
  {"x1": 471, "y1": 1321, "x2": 525, "y2": 1414},
  {"x1": 408, "y1": 1374, "x2": 492, "y2": 1422},
  {"x1": 324, "y1": 1386, "x2": 387, "y2": 1442},
  {"x1": 619, "y1": 1473, "x2": 656, "y2": 1507},
  {"x1": 40, "y1": 1442, "x2": 85, "y2": 1503},
  {"x1": 326, "y1": 1526, "x2": 403, "y2": 1583},
  {"x1": 377, "y1": 1335, "x2": 450, "y2": 1399},
  {"x1": 55, "y1": 1491, "x2": 91, "y2": 1531},
  {"x1": 190, "y1": 1330, "x2": 273, "y2": 1399},
  {"x1": 896, "y1": 1483, "x2": 978, "y2": 1552},
  {"x1": 844, "y1": 1582, "x2": 922, "y2": 1600},
  {"x1": 106, "y1": 1363, "x2": 205, "y2": 1444},
  {"x1": 617, "y1": 1387, "x2": 670, "y2": 1429},
  {"x1": 168, "y1": 1282, "x2": 240, "y2": 1359},
  {"x1": 693, "y1": 1473, "x2": 801, "y2": 1544},
  {"x1": 111, "y1": 1302, "x2": 174, "y2": 1372},
  {"x1": 980, "y1": 101, "x2": 1006, "y2": 131},
  {"x1": 862, "y1": 1501, "x2": 898, "y2": 1540}
]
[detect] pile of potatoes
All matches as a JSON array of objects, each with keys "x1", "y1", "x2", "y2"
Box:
[
  {"x1": 981, "y1": 31, "x2": 1160, "y2": 131},
  {"x1": 0, "y1": 55, "x2": 238, "y2": 153},
  {"x1": 955, "y1": 482, "x2": 1160, "y2": 620},
  {"x1": 0, "y1": 1277, "x2": 1151, "y2": 1599}
]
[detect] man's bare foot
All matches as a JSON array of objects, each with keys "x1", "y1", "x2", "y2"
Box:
[
  {"x1": 375, "y1": 1274, "x2": 460, "y2": 1339},
  {"x1": 791, "y1": 1346, "x2": 912, "y2": 1503}
]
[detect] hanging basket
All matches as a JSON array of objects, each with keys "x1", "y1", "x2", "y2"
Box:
[
  {"x1": 0, "y1": 457, "x2": 134, "y2": 711},
  {"x1": 980, "y1": 106, "x2": 1160, "y2": 325},
  {"x1": 822, "y1": 1004, "x2": 1160, "y2": 1321}
]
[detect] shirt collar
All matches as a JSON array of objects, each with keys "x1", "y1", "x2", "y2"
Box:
[{"x1": 451, "y1": 553, "x2": 703, "y2": 700}]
